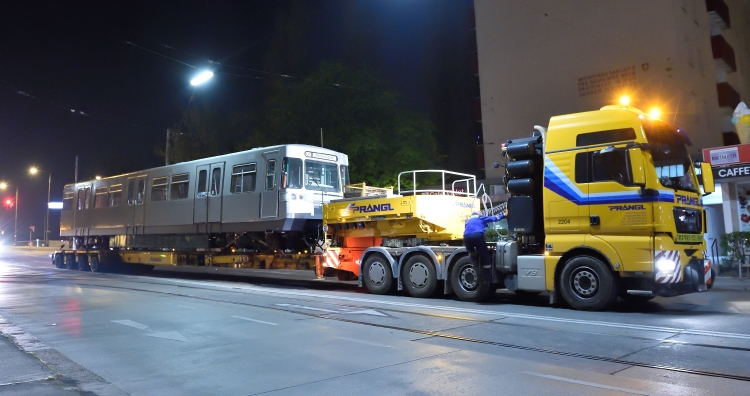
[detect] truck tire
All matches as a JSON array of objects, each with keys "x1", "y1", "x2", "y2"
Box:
[
  {"x1": 402, "y1": 255, "x2": 438, "y2": 298},
  {"x1": 90, "y1": 254, "x2": 104, "y2": 273},
  {"x1": 450, "y1": 256, "x2": 492, "y2": 302},
  {"x1": 65, "y1": 254, "x2": 78, "y2": 270},
  {"x1": 560, "y1": 256, "x2": 618, "y2": 311},
  {"x1": 77, "y1": 254, "x2": 90, "y2": 271},
  {"x1": 362, "y1": 254, "x2": 394, "y2": 295},
  {"x1": 53, "y1": 253, "x2": 65, "y2": 269}
]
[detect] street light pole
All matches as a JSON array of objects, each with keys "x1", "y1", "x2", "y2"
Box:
[
  {"x1": 14, "y1": 186, "x2": 18, "y2": 245},
  {"x1": 45, "y1": 173, "x2": 51, "y2": 247}
]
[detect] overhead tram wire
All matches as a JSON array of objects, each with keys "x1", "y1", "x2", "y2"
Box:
[{"x1": 0, "y1": 75, "x2": 161, "y2": 133}]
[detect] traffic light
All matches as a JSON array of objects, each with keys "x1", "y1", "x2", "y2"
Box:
[
  {"x1": 504, "y1": 134, "x2": 543, "y2": 240},
  {"x1": 3, "y1": 197, "x2": 13, "y2": 209}
]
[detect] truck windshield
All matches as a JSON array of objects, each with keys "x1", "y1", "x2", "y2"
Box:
[
  {"x1": 305, "y1": 160, "x2": 340, "y2": 192},
  {"x1": 642, "y1": 120, "x2": 697, "y2": 193}
]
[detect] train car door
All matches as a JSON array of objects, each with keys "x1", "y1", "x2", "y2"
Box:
[
  {"x1": 260, "y1": 158, "x2": 278, "y2": 218},
  {"x1": 194, "y1": 163, "x2": 224, "y2": 226},
  {"x1": 74, "y1": 184, "x2": 92, "y2": 235},
  {"x1": 126, "y1": 176, "x2": 147, "y2": 233}
]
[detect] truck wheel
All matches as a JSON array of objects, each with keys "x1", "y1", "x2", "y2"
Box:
[
  {"x1": 77, "y1": 254, "x2": 90, "y2": 271},
  {"x1": 53, "y1": 253, "x2": 65, "y2": 269},
  {"x1": 402, "y1": 255, "x2": 438, "y2": 298},
  {"x1": 363, "y1": 254, "x2": 394, "y2": 294},
  {"x1": 65, "y1": 254, "x2": 78, "y2": 270},
  {"x1": 450, "y1": 256, "x2": 491, "y2": 302},
  {"x1": 90, "y1": 255, "x2": 104, "y2": 273},
  {"x1": 560, "y1": 256, "x2": 618, "y2": 311}
]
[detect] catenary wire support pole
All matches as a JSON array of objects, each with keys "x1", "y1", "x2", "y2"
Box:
[
  {"x1": 166, "y1": 129, "x2": 171, "y2": 166},
  {"x1": 45, "y1": 173, "x2": 51, "y2": 247}
]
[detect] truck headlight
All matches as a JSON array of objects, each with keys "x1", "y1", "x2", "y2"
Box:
[{"x1": 656, "y1": 258, "x2": 677, "y2": 273}]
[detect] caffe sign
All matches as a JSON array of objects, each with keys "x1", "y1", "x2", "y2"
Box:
[{"x1": 713, "y1": 163, "x2": 750, "y2": 180}]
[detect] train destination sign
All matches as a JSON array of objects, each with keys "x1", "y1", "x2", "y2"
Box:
[{"x1": 712, "y1": 163, "x2": 750, "y2": 180}]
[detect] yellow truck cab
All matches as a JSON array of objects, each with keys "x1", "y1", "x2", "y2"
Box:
[
  {"x1": 505, "y1": 105, "x2": 715, "y2": 310},
  {"x1": 322, "y1": 105, "x2": 715, "y2": 311}
]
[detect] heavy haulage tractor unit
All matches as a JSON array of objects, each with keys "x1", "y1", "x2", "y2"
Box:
[{"x1": 322, "y1": 105, "x2": 716, "y2": 310}]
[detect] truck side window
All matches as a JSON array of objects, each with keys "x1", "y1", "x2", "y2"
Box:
[
  {"x1": 592, "y1": 151, "x2": 631, "y2": 185},
  {"x1": 575, "y1": 153, "x2": 588, "y2": 184}
]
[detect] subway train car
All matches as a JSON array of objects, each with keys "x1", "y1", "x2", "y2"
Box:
[{"x1": 59, "y1": 144, "x2": 349, "y2": 255}]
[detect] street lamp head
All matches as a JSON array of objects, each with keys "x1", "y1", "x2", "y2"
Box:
[
  {"x1": 29, "y1": 167, "x2": 38, "y2": 175},
  {"x1": 190, "y1": 70, "x2": 214, "y2": 86},
  {"x1": 0, "y1": 182, "x2": 7, "y2": 189}
]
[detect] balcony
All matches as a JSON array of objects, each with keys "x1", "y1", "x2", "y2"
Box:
[
  {"x1": 706, "y1": 0, "x2": 730, "y2": 29},
  {"x1": 711, "y1": 35, "x2": 737, "y2": 73},
  {"x1": 716, "y1": 82, "x2": 740, "y2": 109}
]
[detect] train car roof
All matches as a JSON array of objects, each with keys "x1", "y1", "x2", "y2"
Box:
[{"x1": 64, "y1": 144, "x2": 345, "y2": 188}]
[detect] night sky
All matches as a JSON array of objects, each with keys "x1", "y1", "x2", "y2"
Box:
[{"x1": 0, "y1": 0, "x2": 476, "y2": 242}]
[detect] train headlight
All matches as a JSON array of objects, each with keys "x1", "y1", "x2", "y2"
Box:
[{"x1": 656, "y1": 258, "x2": 676, "y2": 273}]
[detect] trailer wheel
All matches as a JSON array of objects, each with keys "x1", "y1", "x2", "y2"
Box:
[
  {"x1": 560, "y1": 256, "x2": 618, "y2": 311},
  {"x1": 53, "y1": 253, "x2": 65, "y2": 269},
  {"x1": 77, "y1": 254, "x2": 90, "y2": 271},
  {"x1": 65, "y1": 254, "x2": 78, "y2": 270},
  {"x1": 402, "y1": 255, "x2": 438, "y2": 298},
  {"x1": 90, "y1": 254, "x2": 104, "y2": 273},
  {"x1": 362, "y1": 254, "x2": 394, "y2": 294},
  {"x1": 450, "y1": 256, "x2": 492, "y2": 302}
]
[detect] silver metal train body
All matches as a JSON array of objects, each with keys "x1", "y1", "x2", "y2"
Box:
[{"x1": 60, "y1": 144, "x2": 349, "y2": 252}]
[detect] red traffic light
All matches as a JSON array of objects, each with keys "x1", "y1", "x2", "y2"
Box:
[{"x1": 3, "y1": 197, "x2": 13, "y2": 209}]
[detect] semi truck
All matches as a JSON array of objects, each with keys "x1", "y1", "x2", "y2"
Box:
[{"x1": 320, "y1": 105, "x2": 716, "y2": 310}]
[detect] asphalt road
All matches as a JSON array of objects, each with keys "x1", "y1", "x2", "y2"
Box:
[{"x1": 1, "y1": 247, "x2": 750, "y2": 396}]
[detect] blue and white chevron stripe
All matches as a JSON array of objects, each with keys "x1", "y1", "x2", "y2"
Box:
[{"x1": 543, "y1": 159, "x2": 674, "y2": 205}]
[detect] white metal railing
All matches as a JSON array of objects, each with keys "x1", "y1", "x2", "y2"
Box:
[{"x1": 397, "y1": 170, "x2": 477, "y2": 197}]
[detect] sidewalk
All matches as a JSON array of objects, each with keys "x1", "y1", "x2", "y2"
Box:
[{"x1": 714, "y1": 277, "x2": 750, "y2": 292}]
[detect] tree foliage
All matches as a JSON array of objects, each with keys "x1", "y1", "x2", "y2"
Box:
[{"x1": 246, "y1": 61, "x2": 439, "y2": 186}]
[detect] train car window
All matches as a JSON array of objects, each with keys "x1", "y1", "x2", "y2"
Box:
[
  {"x1": 63, "y1": 192, "x2": 74, "y2": 210},
  {"x1": 127, "y1": 181, "x2": 135, "y2": 205},
  {"x1": 231, "y1": 164, "x2": 256, "y2": 193},
  {"x1": 151, "y1": 177, "x2": 168, "y2": 201},
  {"x1": 197, "y1": 170, "x2": 207, "y2": 197},
  {"x1": 136, "y1": 180, "x2": 145, "y2": 204},
  {"x1": 77, "y1": 188, "x2": 85, "y2": 210},
  {"x1": 282, "y1": 158, "x2": 302, "y2": 189},
  {"x1": 109, "y1": 184, "x2": 122, "y2": 207},
  {"x1": 84, "y1": 187, "x2": 91, "y2": 209},
  {"x1": 210, "y1": 168, "x2": 222, "y2": 196},
  {"x1": 266, "y1": 160, "x2": 276, "y2": 190},
  {"x1": 340, "y1": 165, "x2": 350, "y2": 186},
  {"x1": 170, "y1": 173, "x2": 190, "y2": 200},
  {"x1": 94, "y1": 187, "x2": 108, "y2": 208},
  {"x1": 305, "y1": 160, "x2": 340, "y2": 192}
]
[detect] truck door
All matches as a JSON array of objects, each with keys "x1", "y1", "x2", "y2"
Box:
[
  {"x1": 260, "y1": 158, "x2": 278, "y2": 218},
  {"x1": 546, "y1": 151, "x2": 589, "y2": 234},
  {"x1": 586, "y1": 149, "x2": 652, "y2": 269}
]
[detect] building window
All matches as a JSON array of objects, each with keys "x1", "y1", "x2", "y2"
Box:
[
  {"x1": 151, "y1": 177, "x2": 168, "y2": 201},
  {"x1": 231, "y1": 164, "x2": 256, "y2": 193},
  {"x1": 170, "y1": 173, "x2": 190, "y2": 200}
]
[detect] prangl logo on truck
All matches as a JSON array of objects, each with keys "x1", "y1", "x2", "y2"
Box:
[
  {"x1": 346, "y1": 203, "x2": 394, "y2": 213},
  {"x1": 675, "y1": 194, "x2": 700, "y2": 206},
  {"x1": 608, "y1": 205, "x2": 645, "y2": 211}
]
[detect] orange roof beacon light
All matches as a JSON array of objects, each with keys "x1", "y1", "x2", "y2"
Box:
[
  {"x1": 619, "y1": 95, "x2": 630, "y2": 106},
  {"x1": 649, "y1": 108, "x2": 661, "y2": 119}
]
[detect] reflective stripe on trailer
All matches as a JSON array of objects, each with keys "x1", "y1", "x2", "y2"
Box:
[{"x1": 323, "y1": 250, "x2": 340, "y2": 268}]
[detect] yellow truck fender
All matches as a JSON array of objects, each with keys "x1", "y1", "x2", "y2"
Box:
[{"x1": 554, "y1": 238, "x2": 622, "y2": 293}]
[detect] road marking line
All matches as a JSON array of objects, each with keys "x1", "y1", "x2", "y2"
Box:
[
  {"x1": 178, "y1": 305, "x2": 196, "y2": 309},
  {"x1": 336, "y1": 336, "x2": 391, "y2": 348},
  {"x1": 340, "y1": 309, "x2": 387, "y2": 317},
  {"x1": 159, "y1": 279, "x2": 750, "y2": 341},
  {"x1": 111, "y1": 320, "x2": 149, "y2": 331},
  {"x1": 232, "y1": 316, "x2": 278, "y2": 326},
  {"x1": 523, "y1": 372, "x2": 659, "y2": 396},
  {"x1": 145, "y1": 331, "x2": 190, "y2": 342},
  {"x1": 275, "y1": 303, "x2": 338, "y2": 313}
]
